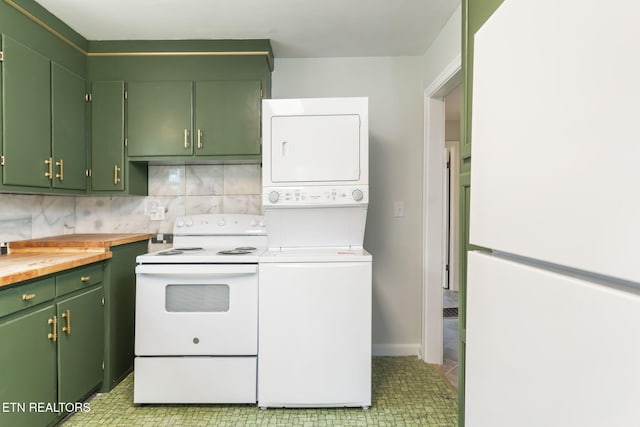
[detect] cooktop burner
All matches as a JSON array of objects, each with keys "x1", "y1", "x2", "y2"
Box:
[
  {"x1": 174, "y1": 247, "x2": 203, "y2": 251},
  {"x1": 158, "y1": 249, "x2": 184, "y2": 256},
  {"x1": 216, "y1": 247, "x2": 257, "y2": 255}
]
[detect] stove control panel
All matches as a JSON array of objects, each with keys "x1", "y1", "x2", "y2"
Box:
[
  {"x1": 263, "y1": 185, "x2": 368, "y2": 207},
  {"x1": 173, "y1": 214, "x2": 266, "y2": 235}
]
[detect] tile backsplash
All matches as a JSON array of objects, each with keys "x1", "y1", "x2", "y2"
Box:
[{"x1": 0, "y1": 164, "x2": 262, "y2": 246}]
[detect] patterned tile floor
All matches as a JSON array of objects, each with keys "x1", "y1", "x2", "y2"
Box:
[
  {"x1": 60, "y1": 357, "x2": 457, "y2": 426},
  {"x1": 442, "y1": 289, "x2": 459, "y2": 390}
]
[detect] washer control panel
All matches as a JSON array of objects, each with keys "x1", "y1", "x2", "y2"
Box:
[{"x1": 263, "y1": 185, "x2": 368, "y2": 206}]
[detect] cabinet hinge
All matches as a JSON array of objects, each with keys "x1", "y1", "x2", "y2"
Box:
[
  {"x1": 124, "y1": 138, "x2": 128, "y2": 147},
  {"x1": 85, "y1": 93, "x2": 92, "y2": 102},
  {"x1": 102, "y1": 361, "x2": 105, "y2": 371},
  {"x1": 101, "y1": 297, "x2": 105, "y2": 306},
  {"x1": 86, "y1": 168, "x2": 92, "y2": 177},
  {"x1": 0, "y1": 51, "x2": 3, "y2": 62},
  {"x1": 1, "y1": 155, "x2": 4, "y2": 166},
  {"x1": 124, "y1": 91, "x2": 128, "y2": 100},
  {"x1": 260, "y1": 88, "x2": 263, "y2": 98}
]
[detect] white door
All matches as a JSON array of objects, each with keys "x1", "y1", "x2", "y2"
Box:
[
  {"x1": 270, "y1": 114, "x2": 361, "y2": 183},
  {"x1": 258, "y1": 261, "x2": 371, "y2": 407},
  {"x1": 470, "y1": 0, "x2": 640, "y2": 283},
  {"x1": 466, "y1": 251, "x2": 640, "y2": 427}
]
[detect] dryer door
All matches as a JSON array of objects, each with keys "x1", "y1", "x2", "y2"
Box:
[{"x1": 270, "y1": 114, "x2": 361, "y2": 183}]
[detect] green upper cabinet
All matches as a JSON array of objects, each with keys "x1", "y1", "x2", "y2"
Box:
[
  {"x1": 89, "y1": 80, "x2": 148, "y2": 195},
  {"x1": 51, "y1": 63, "x2": 87, "y2": 190},
  {"x1": 127, "y1": 80, "x2": 194, "y2": 157},
  {"x1": 127, "y1": 79, "x2": 262, "y2": 159},
  {"x1": 1, "y1": 34, "x2": 88, "y2": 192},
  {"x1": 194, "y1": 80, "x2": 262, "y2": 156},
  {"x1": 1, "y1": 35, "x2": 51, "y2": 188},
  {"x1": 90, "y1": 80, "x2": 125, "y2": 191}
]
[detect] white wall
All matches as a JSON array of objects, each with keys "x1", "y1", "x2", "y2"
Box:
[
  {"x1": 272, "y1": 57, "x2": 424, "y2": 354},
  {"x1": 422, "y1": 5, "x2": 461, "y2": 91}
]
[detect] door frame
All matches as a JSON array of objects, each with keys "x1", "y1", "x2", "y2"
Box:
[{"x1": 422, "y1": 54, "x2": 461, "y2": 364}]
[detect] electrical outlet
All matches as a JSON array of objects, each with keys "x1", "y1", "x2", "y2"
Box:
[{"x1": 150, "y1": 207, "x2": 166, "y2": 221}]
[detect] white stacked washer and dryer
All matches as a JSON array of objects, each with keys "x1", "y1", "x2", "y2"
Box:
[{"x1": 258, "y1": 97, "x2": 372, "y2": 409}]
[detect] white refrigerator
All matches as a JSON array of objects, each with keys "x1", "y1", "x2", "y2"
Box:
[{"x1": 466, "y1": 0, "x2": 640, "y2": 426}]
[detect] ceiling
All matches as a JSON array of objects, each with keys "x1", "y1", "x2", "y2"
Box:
[{"x1": 33, "y1": 0, "x2": 459, "y2": 58}]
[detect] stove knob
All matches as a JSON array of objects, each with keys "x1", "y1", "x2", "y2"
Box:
[
  {"x1": 176, "y1": 219, "x2": 185, "y2": 228},
  {"x1": 217, "y1": 218, "x2": 226, "y2": 227},
  {"x1": 258, "y1": 219, "x2": 265, "y2": 227},
  {"x1": 352, "y1": 189, "x2": 364, "y2": 202},
  {"x1": 185, "y1": 219, "x2": 193, "y2": 227},
  {"x1": 268, "y1": 191, "x2": 280, "y2": 203},
  {"x1": 250, "y1": 219, "x2": 258, "y2": 227}
]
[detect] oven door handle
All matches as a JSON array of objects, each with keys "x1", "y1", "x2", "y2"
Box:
[{"x1": 136, "y1": 264, "x2": 257, "y2": 275}]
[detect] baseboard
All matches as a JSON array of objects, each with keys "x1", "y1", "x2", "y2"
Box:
[{"x1": 372, "y1": 343, "x2": 421, "y2": 357}]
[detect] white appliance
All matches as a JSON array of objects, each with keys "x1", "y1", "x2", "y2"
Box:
[
  {"x1": 134, "y1": 214, "x2": 266, "y2": 404},
  {"x1": 466, "y1": 1, "x2": 640, "y2": 426},
  {"x1": 258, "y1": 97, "x2": 372, "y2": 409}
]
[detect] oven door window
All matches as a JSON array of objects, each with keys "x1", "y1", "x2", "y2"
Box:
[{"x1": 165, "y1": 284, "x2": 230, "y2": 312}]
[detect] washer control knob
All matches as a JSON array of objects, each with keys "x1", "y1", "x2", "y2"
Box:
[
  {"x1": 352, "y1": 189, "x2": 364, "y2": 202},
  {"x1": 217, "y1": 218, "x2": 226, "y2": 227},
  {"x1": 185, "y1": 219, "x2": 193, "y2": 227},
  {"x1": 258, "y1": 219, "x2": 265, "y2": 227},
  {"x1": 250, "y1": 219, "x2": 258, "y2": 227},
  {"x1": 268, "y1": 191, "x2": 280, "y2": 203},
  {"x1": 176, "y1": 219, "x2": 184, "y2": 228}
]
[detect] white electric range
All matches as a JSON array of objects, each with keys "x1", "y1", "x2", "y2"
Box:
[{"x1": 133, "y1": 213, "x2": 266, "y2": 404}]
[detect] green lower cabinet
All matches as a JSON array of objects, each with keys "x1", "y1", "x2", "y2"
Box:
[
  {"x1": 194, "y1": 80, "x2": 261, "y2": 156},
  {"x1": 102, "y1": 240, "x2": 149, "y2": 391},
  {"x1": 0, "y1": 304, "x2": 58, "y2": 427},
  {"x1": 0, "y1": 263, "x2": 106, "y2": 427},
  {"x1": 57, "y1": 286, "x2": 104, "y2": 403}
]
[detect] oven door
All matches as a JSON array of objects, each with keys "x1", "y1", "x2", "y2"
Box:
[{"x1": 135, "y1": 264, "x2": 257, "y2": 356}]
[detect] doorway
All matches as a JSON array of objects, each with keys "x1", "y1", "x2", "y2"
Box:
[
  {"x1": 421, "y1": 55, "x2": 460, "y2": 367},
  {"x1": 442, "y1": 85, "x2": 461, "y2": 388}
]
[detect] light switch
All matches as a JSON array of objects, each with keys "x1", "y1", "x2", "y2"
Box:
[{"x1": 394, "y1": 201, "x2": 405, "y2": 217}]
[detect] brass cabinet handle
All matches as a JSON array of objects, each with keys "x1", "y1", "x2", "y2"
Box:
[
  {"x1": 44, "y1": 157, "x2": 53, "y2": 179},
  {"x1": 184, "y1": 128, "x2": 190, "y2": 149},
  {"x1": 113, "y1": 165, "x2": 121, "y2": 185},
  {"x1": 197, "y1": 129, "x2": 203, "y2": 149},
  {"x1": 48, "y1": 316, "x2": 57, "y2": 342},
  {"x1": 80, "y1": 275, "x2": 91, "y2": 282},
  {"x1": 22, "y1": 293, "x2": 36, "y2": 301},
  {"x1": 55, "y1": 159, "x2": 64, "y2": 181},
  {"x1": 61, "y1": 309, "x2": 71, "y2": 334}
]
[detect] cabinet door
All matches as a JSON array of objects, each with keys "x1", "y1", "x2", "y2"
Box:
[
  {"x1": 52, "y1": 63, "x2": 87, "y2": 190},
  {"x1": 0, "y1": 304, "x2": 57, "y2": 427},
  {"x1": 462, "y1": 0, "x2": 505, "y2": 160},
  {"x1": 1, "y1": 35, "x2": 51, "y2": 188},
  {"x1": 127, "y1": 81, "x2": 193, "y2": 157},
  {"x1": 194, "y1": 80, "x2": 261, "y2": 156},
  {"x1": 91, "y1": 81, "x2": 125, "y2": 191},
  {"x1": 57, "y1": 286, "x2": 104, "y2": 403}
]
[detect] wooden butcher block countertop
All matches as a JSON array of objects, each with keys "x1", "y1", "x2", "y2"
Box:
[
  {"x1": 9, "y1": 233, "x2": 151, "y2": 250},
  {"x1": 1, "y1": 233, "x2": 150, "y2": 288}
]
